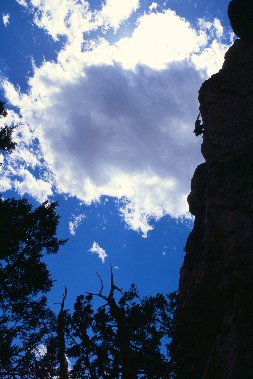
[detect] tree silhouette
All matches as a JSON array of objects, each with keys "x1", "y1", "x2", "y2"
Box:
[
  {"x1": 0, "y1": 198, "x2": 66, "y2": 377},
  {"x1": 61, "y1": 268, "x2": 177, "y2": 378}
]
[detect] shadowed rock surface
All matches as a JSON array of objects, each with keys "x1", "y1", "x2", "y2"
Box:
[
  {"x1": 171, "y1": 6, "x2": 253, "y2": 378},
  {"x1": 228, "y1": 0, "x2": 253, "y2": 41}
]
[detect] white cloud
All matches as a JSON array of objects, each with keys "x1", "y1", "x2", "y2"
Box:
[
  {"x1": 0, "y1": 106, "x2": 51, "y2": 201},
  {"x1": 16, "y1": 0, "x2": 28, "y2": 6},
  {"x1": 69, "y1": 213, "x2": 86, "y2": 235},
  {"x1": 79, "y1": 11, "x2": 227, "y2": 75},
  {"x1": 213, "y1": 18, "x2": 224, "y2": 38},
  {"x1": 149, "y1": 2, "x2": 158, "y2": 11},
  {"x1": 2, "y1": 2, "x2": 231, "y2": 235},
  {"x1": 4, "y1": 62, "x2": 203, "y2": 234},
  {"x1": 19, "y1": 0, "x2": 138, "y2": 44},
  {"x1": 198, "y1": 17, "x2": 224, "y2": 39},
  {"x1": 22, "y1": 0, "x2": 95, "y2": 43},
  {"x1": 103, "y1": 10, "x2": 207, "y2": 70},
  {"x1": 0, "y1": 175, "x2": 11, "y2": 192},
  {"x1": 191, "y1": 39, "x2": 228, "y2": 77},
  {"x1": 100, "y1": 0, "x2": 139, "y2": 31},
  {"x1": 89, "y1": 241, "x2": 108, "y2": 263},
  {"x1": 2, "y1": 14, "x2": 10, "y2": 27},
  {"x1": 14, "y1": 169, "x2": 53, "y2": 202}
]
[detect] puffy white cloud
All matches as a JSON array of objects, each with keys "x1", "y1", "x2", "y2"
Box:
[
  {"x1": 2, "y1": 14, "x2": 10, "y2": 27},
  {"x1": 191, "y1": 39, "x2": 228, "y2": 77},
  {"x1": 69, "y1": 213, "x2": 86, "y2": 235},
  {"x1": 14, "y1": 169, "x2": 53, "y2": 202},
  {"x1": 95, "y1": 10, "x2": 208, "y2": 70},
  {"x1": 89, "y1": 241, "x2": 108, "y2": 263},
  {"x1": 24, "y1": 0, "x2": 93, "y2": 43},
  {"x1": 18, "y1": 0, "x2": 139, "y2": 44},
  {"x1": 190, "y1": 17, "x2": 228, "y2": 76},
  {"x1": 2, "y1": 2, "x2": 231, "y2": 235},
  {"x1": 4, "y1": 62, "x2": 202, "y2": 233},
  {"x1": 100, "y1": 0, "x2": 139, "y2": 31},
  {"x1": 76, "y1": 11, "x2": 228, "y2": 75}
]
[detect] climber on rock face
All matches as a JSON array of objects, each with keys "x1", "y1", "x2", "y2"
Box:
[{"x1": 193, "y1": 113, "x2": 204, "y2": 137}]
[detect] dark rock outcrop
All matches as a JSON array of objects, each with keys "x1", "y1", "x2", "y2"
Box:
[
  {"x1": 171, "y1": 11, "x2": 253, "y2": 379},
  {"x1": 228, "y1": 0, "x2": 253, "y2": 41}
]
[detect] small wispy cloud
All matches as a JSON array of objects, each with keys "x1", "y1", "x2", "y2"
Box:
[
  {"x1": 89, "y1": 241, "x2": 108, "y2": 263},
  {"x1": 149, "y1": 2, "x2": 158, "y2": 11},
  {"x1": 69, "y1": 213, "x2": 85, "y2": 236},
  {"x1": 2, "y1": 14, "x2": 10, "y2": 27},
  {"x1": 16, "y1": 0, "x2": 27, "y2": 6}
]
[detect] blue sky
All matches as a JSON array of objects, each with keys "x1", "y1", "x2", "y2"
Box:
[{"x1": 0, "y1": 0, "x2": 233, "y2": 308}]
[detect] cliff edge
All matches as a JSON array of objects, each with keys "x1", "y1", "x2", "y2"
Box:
[{"x1": 171, "y1": 7, "x2": 253, "y2": 379}]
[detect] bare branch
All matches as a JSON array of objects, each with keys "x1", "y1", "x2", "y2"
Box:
[
  {"x1": 109, "y1": 262, "x2": 124, "y2": 299},
  {"x1": 60, "y1": 286, "x2": 67, "y2": 313},
  {"x1": 86, "y1": 273, "x2": 108, "y2": 301},
  {"x1": 86, "y1": 267, "x2": 124, "y2": 303},
  {"x1": 58, "y1": 286, "x2": 68, "y2": 379},
  {"x1": 109, "y1": 262, "x2": 114, "y2": 299},
  {"x1": 96, "y1": 272, "x2": 104, "y2": 296}
]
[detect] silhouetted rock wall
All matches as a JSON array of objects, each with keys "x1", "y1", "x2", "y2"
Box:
[{"x1": 172, "y1": 39, "x2": 253, "y2": 379}]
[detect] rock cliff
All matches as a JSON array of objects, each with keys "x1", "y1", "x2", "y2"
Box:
[{"x1": 171, "y1": 28, "x2": 253, "y2": 379}]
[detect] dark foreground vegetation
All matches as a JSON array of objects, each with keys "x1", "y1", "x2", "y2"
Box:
[{"x1": 0, "y1": 101, "x2": 177, "y2": 378}]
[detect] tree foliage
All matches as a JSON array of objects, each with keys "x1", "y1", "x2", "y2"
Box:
[
  {"x1": 0, "y1": 198, "x2": 66, "y2": 377},
  {"x1": 43, "y1": 269, "x2": 177, "y2": 378}
]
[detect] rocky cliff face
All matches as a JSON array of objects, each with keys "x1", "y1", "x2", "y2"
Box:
[{"x1": 172, "y1": 39, "x2": 253, "y2": 379}]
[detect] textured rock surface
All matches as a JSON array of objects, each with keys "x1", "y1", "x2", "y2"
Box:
[{"x1": 171, "y1": 39, "x2": 253, "y2": 379}]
